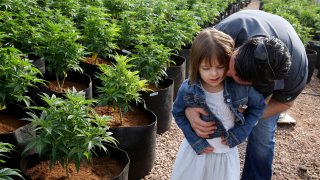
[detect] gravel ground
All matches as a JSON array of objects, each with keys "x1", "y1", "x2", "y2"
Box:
[{"x1": 142, "y1": 70, "x2": 320, "y2": 180}]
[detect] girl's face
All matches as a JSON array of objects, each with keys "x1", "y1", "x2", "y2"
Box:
[
  {"x1": 226, "y1": 49, "x2": 252, "y2": 85},
  {"x1": 199, "y1": 57, "x2": 225, "y2": 93}
]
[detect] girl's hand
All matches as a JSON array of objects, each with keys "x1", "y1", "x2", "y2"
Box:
[
  {"x1": 201, "y1": 146, "x2": 214, "y2": 154},
  {"x1": 221, "y1": 136, "x2": 227, "y2": 145}
]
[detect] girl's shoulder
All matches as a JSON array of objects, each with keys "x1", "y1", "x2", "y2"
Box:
[
  {"x1": 225, "y1": 77, "x2": 262, "y2": 97},
  {"x1": 179, "y1": 79, "x2": 201, "y2": 93}
]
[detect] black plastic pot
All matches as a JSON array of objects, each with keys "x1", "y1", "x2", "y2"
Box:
[
  {"x1": 109, "y1": 103, "x2": 157, "y2": 180},
  {"x1": 79, "y1": 61, "x2": 103, "y2": 98},
  {"x1": 140, "y1": 78, "x2": 174, "y2": 134},
  {"x1": 308, "y1": 41, "x2": 320, "y2": 69},
  {"x1": 178, "y1": 44, "x2": 191, "y2": 78},
  {"x1": 28, "y1": 54, "x2": 45, "y2": 74},
  {"x1": 0, "y1": 103, "x2": 35, "y2": 169},
  {"x1": 28, "y1": 71, "x2": 92, "y2": 106},
  {"x1": 166, "y1": 54, "x2": 186, "y2": 100},
  {"x1": 20, "y1": 144, "x2": 130, "y2": 180},
  {"x1": 306, "y1": 48, "x2": 317, "y2": 83},
  {"x1": 0, "y1": 103, "x2": 34, "y2": 148}
]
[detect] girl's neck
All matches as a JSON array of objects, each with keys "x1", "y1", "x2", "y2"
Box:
[{"x1": 201, "y1": 80, "x2": 224, "y2": 93}]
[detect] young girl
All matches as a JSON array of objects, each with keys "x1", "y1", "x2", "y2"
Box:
[{"x1": 171, "y1": 28, "x2": 266, "y2": 180}]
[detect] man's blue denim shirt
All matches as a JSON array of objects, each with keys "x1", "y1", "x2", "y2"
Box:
[{"x1": 172, "y1": 77, "x2": 266, "y2": 154}]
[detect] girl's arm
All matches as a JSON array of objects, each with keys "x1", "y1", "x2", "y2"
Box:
[
  {"x1": 173, "y1": 82, "x2": 212, "y2": 154},
  {"x1": 225, "y1": 87, "x2": 266, "y2": 147}
]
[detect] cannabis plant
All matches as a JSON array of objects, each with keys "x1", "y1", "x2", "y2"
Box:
[
  {"x1": 0, "y1": 4, "x2": 46, "y2": 55},
  {"x1": 130, "y1": 35, "x2": 172, "y2": 86},
  {"x1": 0, "y1": 142, "x2": 24, "y2": 180},
  {"x1": 0, "y1": 45, "x2": 44, "y2": 107},
  {"x1": 96, "y1": 54, "x2": 148, "y2": 125},
  {"x1": 34, "y1": 9, "x2": 84, "y2": 91},
  {"x1": 22, "y1": 90, "x2": 117, "y2": 176},
  {"x1": 80, "y1": 6, "x2": 120, "y2": 63}
]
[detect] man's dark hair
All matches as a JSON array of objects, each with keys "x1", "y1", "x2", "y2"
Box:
[{"x1": 234, "y1": 37, "x2": 291, "y2": 83}]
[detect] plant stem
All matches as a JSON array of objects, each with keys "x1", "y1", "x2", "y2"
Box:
[
  {"x1": 92, "y1": 53, "x2": 98, "y2": 65},
  {"x1": 119, "y1": 107, "x2": 123, "y2": 126},
  {"x1": 56, "y1": 73, "x2": 61, "y2": 91},
  {"x1": 61, "y1": 73, "x2": 67, "y2": 92}
]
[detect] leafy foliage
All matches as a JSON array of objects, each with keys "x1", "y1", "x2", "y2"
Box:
[
  {"x1": 96, "y1": 54, "x2": 148, "y2": 125},
  {"x1": 0, "y1": 45, "x2": 44, "y2": 106},
  {"x1": 130, "y1": 35, "x2": 172, "y2": 86},
  {"x1": 80, "y1": 6, "x2": 120, "y2": 62},
  {"x1": 0, "y1": 4, "x2": 46, "y2": 54},
  {"x1": 262, "y1": 0, "x2": 319, "y2": 44},
  {"x1": 34, "y1": 9, "x2": 84, "y2": 90},
  {"x1": 0, "y1": 142, "x2": 24, "y2": 180},
  {"x1": 23, "y1": 90, "x2": 117, "y2": 176},
  {"x1": 36, "y1": 0, "x2": 81, "y2": 18}
]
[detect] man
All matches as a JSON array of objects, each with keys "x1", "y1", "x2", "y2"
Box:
[{"x1": 185, "y1": 10, "x2": 308, "y2": 179}]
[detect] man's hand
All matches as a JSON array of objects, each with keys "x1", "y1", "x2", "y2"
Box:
[{"x1": 185, "y1": 107, "x2": 217, "y2": 138}]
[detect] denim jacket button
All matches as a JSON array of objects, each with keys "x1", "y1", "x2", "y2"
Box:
[{"x1": 226, "y1": 99, "x2": 231, "y2": 103}]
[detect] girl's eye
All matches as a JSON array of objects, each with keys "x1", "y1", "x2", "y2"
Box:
[
  {"x1": 202, "y1": 67, "x2": 210, "y2": 70},
  {"x1": 217, "y1": 66, "x2": 225, "y2": 69}
]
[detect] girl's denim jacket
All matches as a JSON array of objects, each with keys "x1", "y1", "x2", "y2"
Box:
[{"x1": 172, "y1": 77, "x2": 266, "y2": 154}]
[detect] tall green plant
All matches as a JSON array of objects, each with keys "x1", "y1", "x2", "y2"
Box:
[
  {"x1": 80, "y1": 6, "x2": 120, "y2": 63},
  {"x1": 130, "y1": 35, "x2": 172, "y2": 86},
  {"x1": 0, "y1": 143, "x2": 24, "y2": 180},
  {"x1": 0, "y1": 5, "x2": 46, "y2": 55},
  {"x1": 0, "y1": 45, "x2": 44, "y2": 107},
  {"x1": 23, "y1": 90, "x2": 117, "y2": 176},
  {"x1": 34, "y1": 9, "x2": 84, "y2": 91},
  {"x1": 96, "y1": 54, "x2": 148, "y2": 125},
  {"x1": 36, "y1": 0, "x2": 80, "y2": 18}
]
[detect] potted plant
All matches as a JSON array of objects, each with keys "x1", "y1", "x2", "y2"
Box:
[
  {"x1": 130, "y1": 36, "x2": 174, "y2": 134},
  {"x1": 80, "y1": 6, "x2": 120, "y2": 65},
  {"x1": 0, "y1": 4, "x2": 48, "y2": 73},
  {"x1": 0, "y1": 45, "x2": 44, "y2": 107},
  {"x1": 0, "y1": 43, "x2": 43, "y2": 152},
  {"x1": 78, "y1": 5, "x2": 120, "y2": 97},
  {"x1": 21, "y1": 90, "x2": 129, "y2": 179},
  {"x1": 0, "y1": 142, "x2": 24, "y2": 179},
  {"x1": 28, "y1": 9, "x2": 93, "y2": 104},
  {"x1": 94, "y1": 54, "x2": 157, "y2": 180}
]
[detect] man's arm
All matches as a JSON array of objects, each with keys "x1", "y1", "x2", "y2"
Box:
[
  {"x1": 185, "y1": 107, "x2": 216, "y2": 138},
  {"x1": 262, "y1": 98, "x2": 294, "y2": 119},
  {"x1": 186, "y1": 98, "x2": 295, "y2": 138}
]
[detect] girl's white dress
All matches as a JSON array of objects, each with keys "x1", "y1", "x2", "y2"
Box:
[{"x1": 171, "y1": 89, "x2": 240, "y2": 180}]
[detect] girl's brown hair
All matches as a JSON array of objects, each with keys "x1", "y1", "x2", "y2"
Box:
[{"x1": 189, "y1": 28, "x2": 234, "y2": 83}]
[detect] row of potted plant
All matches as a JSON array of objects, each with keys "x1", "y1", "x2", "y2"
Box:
[
  {"x1": 0, "y1": 0, "x2": 253, "y2": 179},
  {"x1": 261, "y1": 0, "x2": 320, "y2": 82}
]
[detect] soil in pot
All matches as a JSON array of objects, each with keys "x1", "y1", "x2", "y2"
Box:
[
  {"x1": 83, "y1": 56, "x2": 114, "y2": 66},
  {"x1": 0, "y1": 115, "x2": 28, "y2": 134},
  {"x1": 80, "y1": 57, "x2": 114, "y2": 98},
  {"x1": 0, "y1": 104, "x2": 34, "y2": 148},
  {"x1": 93, "y1": 106, "x2": 152, "y2": 127},
  {"x1": 0, "y1": 104, "x2": 34, "y2": 169},
  {"x1": 94, "y1": 104, "x2": 157, "y2": 180},
  {"x1": 23, "y1": 156, "x2": 124, "y2": 180},
  {"x1": 22, "y1": 144, "x2": 130, "y2": 180},
  {"x1": 29, "y1": 71, "x2": 93, "y2": 106}
]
